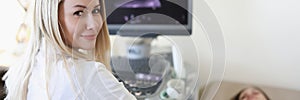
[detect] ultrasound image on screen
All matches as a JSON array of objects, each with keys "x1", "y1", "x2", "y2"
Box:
[
  {"x1": 119, "y1": 0, "x2": 162, "y2": 8},
  {"x1": 105, "y1": 0, "x2": 188, "y2": 25}
]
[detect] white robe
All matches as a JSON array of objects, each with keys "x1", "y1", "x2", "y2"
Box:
[{"x1": 27, "y1": 42, "x2": 136, "y2": 100}]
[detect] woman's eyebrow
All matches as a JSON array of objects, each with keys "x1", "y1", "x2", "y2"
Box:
[
  {"x1": 94, "y1": 4, "x2": 100, "y2": 8},
  {"x1": 73, "y1": 4, "x2": 100, "y2": 8},
  {"x1": 73, "y1": 5, "x2": 86, "y2": 8}
]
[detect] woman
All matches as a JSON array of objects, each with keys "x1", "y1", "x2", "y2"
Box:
[
  {"x1": 3, "y1": 0, "x2": 136, "y2": 99},
  {"x1": 232, "y1": 87, "x2": 270, "y2": 100}
]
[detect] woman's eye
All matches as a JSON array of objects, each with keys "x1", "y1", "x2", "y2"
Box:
[
  {"x1": 73, "y1": 11, "x2": 84, "y2": 16},
  {"x1": 241, "y1": 96, "x2": 246, "y2": 99},
  {"x1": 240, "y1": 95, "x2": 246, "y2": 100},
  {"x1": 92, "y1": 8, "x2": 101, "y2": 14}
]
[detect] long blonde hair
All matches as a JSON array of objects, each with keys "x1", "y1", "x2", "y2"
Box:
[{"x1": 3, "y1": 0, "x2": 111, "y2": 99}]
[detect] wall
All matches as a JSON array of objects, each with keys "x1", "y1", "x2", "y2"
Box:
[
  {"x1": 206, "y1": 0, "x2": 300, "y2": 92},
  {"x1": 0, "y1": 0, "x2": 24, "y2": 51}
]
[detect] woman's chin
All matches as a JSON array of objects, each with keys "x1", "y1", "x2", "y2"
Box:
[
  {"x1": 81, "y1": 46, "x2": 95, "y2": 50},
  {"x1": 77, "y1": 44, "x2": 95, "y2": 50},
  {"x1": 77, "y1": 42, "x2": 96, "y2": 50}
]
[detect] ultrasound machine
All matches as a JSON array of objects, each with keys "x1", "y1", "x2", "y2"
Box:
[{"x1": 105, "y1": 0, "x2": 194, "y2": 99}]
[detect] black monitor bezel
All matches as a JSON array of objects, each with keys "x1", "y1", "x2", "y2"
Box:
[{"x1": 105, "y1": 0, "x2": 193, "y2": 36}]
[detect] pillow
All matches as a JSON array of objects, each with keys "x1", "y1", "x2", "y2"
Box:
[{"x1": 204, "y1": 81, "x2": 300, "y2": 100}]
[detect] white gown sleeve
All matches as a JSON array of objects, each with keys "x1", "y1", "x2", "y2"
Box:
[
  {"x1": 69, "y1": 60, "x2": 137, "y2": 100},
  {"x1": 28, "y1": 57, "x2": 136, "y2": 100}
]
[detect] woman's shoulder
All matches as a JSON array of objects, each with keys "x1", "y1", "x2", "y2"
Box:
[
  {"x1": 55, "y1": 57, "x2": 106, "y2": 69},
  {"x1": 55, "y1": 58, "x2": 110, "y2": 81},
  {"x1": 51, "y1": 58, "x2": 136, "y2": 99},
  {"x1": 76, "y1": 59, "x2": 106, "y2": 68},
  {"x1": 49, "y1": 58, "x2": 109, "y2": 85}
]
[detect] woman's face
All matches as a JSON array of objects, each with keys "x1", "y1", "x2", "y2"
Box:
[
  {"x1": 59, "y1": 0, "x2": 103, "y2": 50},
  {"x1": 239, "y1": 88, "x2": 268, "y2": 100}
]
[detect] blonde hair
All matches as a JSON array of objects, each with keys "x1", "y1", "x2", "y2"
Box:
[{"x1": 3, "y1": 0, "x2": 111, "y2": 99}]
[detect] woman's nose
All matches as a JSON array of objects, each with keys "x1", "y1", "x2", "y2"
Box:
[{"x1": 86, "y1": 14, "x2": 98, "y2": 30}]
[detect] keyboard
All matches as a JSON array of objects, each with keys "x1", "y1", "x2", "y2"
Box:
[
  {"x1": 111, "y1": 56, "x2": 171, "y2": 98},
  {"x1": 111, "y1": 57, "x2": 151, "y2": 74}
]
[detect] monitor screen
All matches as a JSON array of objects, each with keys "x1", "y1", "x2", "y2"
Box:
[{"x1": 105, "y1": 0, "x2": 192, "y2": 36}]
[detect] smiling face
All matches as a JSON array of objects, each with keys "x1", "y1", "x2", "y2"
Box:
[
  {"x1": 239, "y1": 88, "x2": 268, "y2": 100},
  {"x1": 59, "y1": 0, "x2": 103, "y2": 50}
]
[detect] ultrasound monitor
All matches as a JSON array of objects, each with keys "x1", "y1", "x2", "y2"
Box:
[
  {"x1": 105, "y1": 0, "x2": 192, "y2": 36},
  {"x1": 107, "y1": 1, "x2": 192, "y2": 98}
]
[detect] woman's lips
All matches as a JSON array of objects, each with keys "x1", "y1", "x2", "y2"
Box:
[{"x1": 81, "y1": 34, "x2": 97, "y2": 40}]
